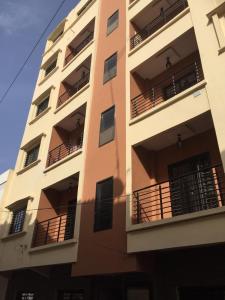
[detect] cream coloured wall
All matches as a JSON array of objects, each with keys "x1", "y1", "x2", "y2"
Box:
[
  {"x1": 126, "y1": 0, "x2": 225, "y2": 252},
  {"x1": 0, "y1": 0, "x2": 101, "y2": 272}
]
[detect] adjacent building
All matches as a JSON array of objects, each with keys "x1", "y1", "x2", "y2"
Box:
[{"x1": 1, "y1": 0, "x2": 225, "y2": 299}]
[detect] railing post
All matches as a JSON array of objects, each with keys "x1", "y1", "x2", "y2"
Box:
[
  {"x1": 195, "y1": 61, "x2": 200, "y2": 82},
  {"x1": 159, "y1": 185, "x2": 164, "y2": 219},
  {"x1": 172, "y1": 75, "x2": 176, "y2": 96},
  {"x1": 48, "y1": 153, "x2": 51, "y2": 167},
  {"x1": 57, "y1": 216, "x2": 62, "y2": 242},
  {"x1": 152, "y1": 87, "x2": 155, "y2": 105},
  {"x1": 58, "y1": 144, "x2": 61, "y2": 161},
  {"x1": 136, "y1": 193, "x2": 141, "y2": 224},
  {"x1": 45, "y1": 220, "x2": 50, "y2": 245}
]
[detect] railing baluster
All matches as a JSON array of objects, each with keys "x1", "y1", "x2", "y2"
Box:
[
  {"x1": 159, "y1": 185, "x2": 164, "y2": 219},
  {"x1": 45, "y1": 220, "x2": 50, "y2": 245},
  {"x1": 136, "y1": 193, "x2": 141, "y2": 224},
  {"x1": 57, "y1": 216, "x2": 62, "y2": 242}
]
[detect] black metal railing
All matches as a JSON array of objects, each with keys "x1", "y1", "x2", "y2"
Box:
[
  {"x1": 32, "y1": 212, "x2": 75, "y2": 247},
  {"x1": 47, "y1": 141, "x2": 83, "y2": 167},
  {"x1": 65, "y1": 32, "x2": 94, "y2": 66},
  {"x1": 130, "y1": 0, "x2": 188, "y2": 49},
  {"x1": 133, "y1": 165, "x2": 225, "y2": 224},
  {"x1": 131, "y1": 59, "x2": 204, "y2": 118},
  {"x1": 57, "y1": 72, "x2": 90, "y2": 107}
]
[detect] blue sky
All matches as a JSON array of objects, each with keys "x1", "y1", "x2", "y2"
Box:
[{"x1": 0, "y1": 0, "x2": 79, "y2": 173}]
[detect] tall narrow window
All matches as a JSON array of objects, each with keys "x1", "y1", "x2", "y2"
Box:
[
  {"x1": 45, "y1": 59, "x2": 57, "y2": 77},
  {"x1": 9, "y1": 206, "x2": 27, "y2": 234},
  {"x1": 94, "y1": 177, "x2": 114, "y2": 231},
  {"x1": 107, "y1": 10, "x2": 119, "y2": 35},
  {"x1": 104, "y1": 53, "x2": 117, "y2": 83},
  {"x1": 36, "y1": 96, "x2": 49, "y2": 116},
  {"x1": 99, "y1": 106, "x2": 115, "y2": 146},
  {"x1": 24, "y1": 144, "x2": 40, "y2": 167}
]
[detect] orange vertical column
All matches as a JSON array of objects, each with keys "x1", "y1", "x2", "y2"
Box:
[{"x1": 72, "y1": 0, "x2": 138, "y2": 276}]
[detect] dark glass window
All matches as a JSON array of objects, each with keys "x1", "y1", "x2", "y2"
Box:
[
  {"x1": 103, "y1": 53, "x2": 117, "y2": 83},
  {"x1": 45, "y1": 59, "x2": 57, "y2": 76},
  {"x1": 107, "y1": 10, "x2": 119, "y2": 35},
  {"x1": 57, "y1": 290, "x2": 84, "y2": 300},
  {"x1": 36, "y1": 97, "x2": 49, "y2": 116},
  {"x1": 24, "y1": 145, "x2": 40, "y2": 167},
  {"x1": 99, "y1": 106, "x2": 115, "y2": 146},
  {"x1": 94, "y1": 177, "x2": 114, "y2": 231},
  {"x1": 9, "y1": 206, "x2": 27, "y2": 234}
]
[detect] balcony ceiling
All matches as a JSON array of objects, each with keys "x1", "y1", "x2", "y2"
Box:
[
  {"x1": 65, "y1": 56, "x2": 91, "y2": 85},
  {"x1": 133, "y1": 0, "x2": 178, "y2": 29},
  {"x1": 134, "y1": 29, "x2": 198, "y2": 81},
  {"x1": 139, "y1": 112, "x2": 214, "y2": 151},
  {"x1": 45, "y1": 174, "x2": 79, "y2": 192},
  {"x1": 57, "y1": 105, "x2": 86, "y2": 132}
]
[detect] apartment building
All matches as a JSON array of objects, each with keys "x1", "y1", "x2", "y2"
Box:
[{"x1": 1, "y1": 0, "x2": 225, "y2": 299}]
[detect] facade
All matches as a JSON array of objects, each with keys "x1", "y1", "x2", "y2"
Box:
[{"x1": 1, "y1": 0, "x2": 225, "y2": 299}]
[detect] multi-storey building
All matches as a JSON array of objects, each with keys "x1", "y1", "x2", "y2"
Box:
[{"x1": 1, "y1": 0, "x2": 225, "y2": 299}]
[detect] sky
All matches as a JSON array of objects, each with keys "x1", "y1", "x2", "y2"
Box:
[{"x1": 0, "y1": 0, "x2": 80, "y2": 173}]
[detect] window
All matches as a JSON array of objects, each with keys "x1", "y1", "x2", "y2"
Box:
[
  {"x1": 94, "y1": 177, "x2": 114, "y2": 231},
  {"x1": 103, "y1": 53, "x2": 117, "y2": 83},
  {"x1": 9, "y1": 206, "x2": 27, "y2": 234},
  {"x1": 24, "y1": 145, "x2": 40, "y2": 167},
  {"x1": 45, "y1": 59, "x2": 57, "y2": 77},
  {"x1": 36, "y1": 96, "x2": 49, "y2": 116},
  {"x1": 57, "y1": 290, "x2": 84, "y2": 300},
  {"x1": 107, "y1": 10, "x2": 119, "y2": 35},
  {"x1": 99, "y1": 106, "x2": 115, "y2": 146}
]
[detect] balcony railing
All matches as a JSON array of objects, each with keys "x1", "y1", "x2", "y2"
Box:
[
  {"x1": 131, "y1": 60, "x2": 204, "y2": 118},
  {"x1": 130, "y1": 0, "x2": 188, "y2": 50},
  {"x1": 132, "y1": 165, "x2": 225, "y2": 225},
  {"x1": 32, "y1": 213, "x2": 75, "y2": 247},
  {"x1": 47, "y1": 141, "x2": 82, "y2": 167},
  {"x1": 57, "y1": 72, "x2": 90, "y2": 107},
  {"x1": 65, "y1": 32, "x2": 94, "y2": 66}
]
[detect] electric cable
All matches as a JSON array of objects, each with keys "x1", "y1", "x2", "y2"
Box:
[{"x1": 0, "y1": 0, "x2": 68, "y2": 105}]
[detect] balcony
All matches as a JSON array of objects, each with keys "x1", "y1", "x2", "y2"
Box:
[
  {"x1": 58, "y1": 56, "x2": 91, "y2": 107},
  {"x1": 128, "y1": 113, "x2": 225, "y2": 252},
  {"x1": 64, "y1": 19, "x2": 94, "y2": 66},
  {"x1": 32, "y1": 174, "x2": 78, "y2": 248},
  {"x1": 131, "y1": 58, "x2": 203, "y2": 118},
  {"x1": 130, "y1": 29, "x2": 204, "y2": 119},
  {"x1": 130, "y1": 0, "x2": 188, "y2": 50},
  {"x1": 133, "y1": 164, "x2": 225, "y2": 225},
  {"x1": 46, "y1": 105, "x2": 86, "y2": 168}
]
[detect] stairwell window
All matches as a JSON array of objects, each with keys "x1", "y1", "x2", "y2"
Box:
[
  {"x1": 103, "y1": 53, "x2": 117, "y2": 83},
  {"x1": 107, "y1": 10, "x2": 119, "y2": 35},
  {"x1": 9, "y1": 205, "x2": 27, "y2": 235},
  {"x1": 94, "y1": 177, "x2": 114, "y2": 231},
  {"x1": 24, "y1": 144, "x2": 40, "y2": 167},
  {"x1": 99, "y1": 106, "x2": 115, "y2": 146}
]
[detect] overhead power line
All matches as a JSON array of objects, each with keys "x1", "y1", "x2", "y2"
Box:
[{"x1": 0, "y1": 0, "x2": 68, "y2": 105}]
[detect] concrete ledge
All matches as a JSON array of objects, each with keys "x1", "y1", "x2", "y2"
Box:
[
  {"x1": 17, "y1": 160, "x2": 41, "y2": 175},
  {"x1": 29, "y1": 238, "x2": 77, "y2": 254},
  {"x1": 43, "y1": 149, "x2": 82, "y2": 173},
  {"x1": 129, "y1": 81, "x2": 207, "y2": 126},
  {"x1": 128, "y1": 0, "x2": 141, "y2": 10},
  {"x1": 29, "y1": 107, "x2": 51, "y2": 125},
  {"x1": 127, "y1": 205, "x2": 225, "y2": 233},
  {"x1": 1, "y1": 231, "x2": 27, "y2": 242}
]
